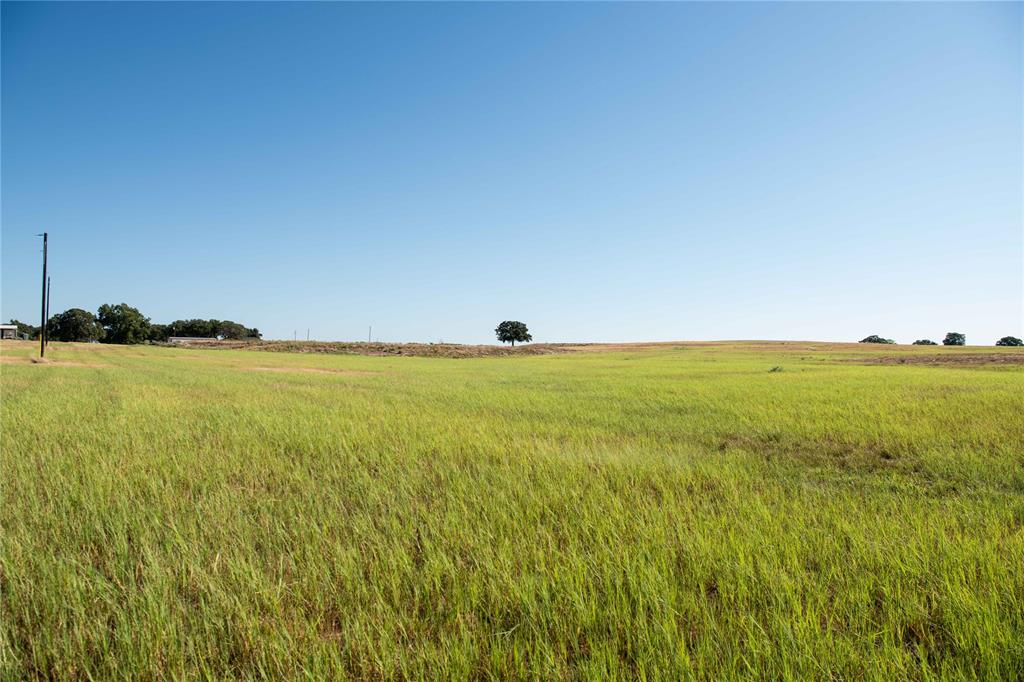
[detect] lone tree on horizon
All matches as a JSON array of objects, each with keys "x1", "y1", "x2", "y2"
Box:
[
  {"x1": 943, "y1": 332, "x2": 966, "y2": 346},
  {"x1": 495, "y1": 321, "x2": 532, "y2": 347}
]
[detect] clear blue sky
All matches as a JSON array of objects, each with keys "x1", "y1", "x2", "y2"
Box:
[{"x1": 2, "y1": 2, "x2": 1021, "y2": 344}]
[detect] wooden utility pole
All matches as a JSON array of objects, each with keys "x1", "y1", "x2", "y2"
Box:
[
  {"x1": 38, "y1": 232, "x2": 47, "y2": 357},
  {"x1": 45, "y1": 276, "x2": 51, "y2": 346}
]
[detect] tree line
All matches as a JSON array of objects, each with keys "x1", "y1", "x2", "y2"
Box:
[
  {"x1": 860, "y1": 332, "x2": 1022, "y2": 347},
  {"x1": 9, "y1": 303, "x2": 260, "y2": 344}
]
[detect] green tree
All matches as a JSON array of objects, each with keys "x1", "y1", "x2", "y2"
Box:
[
  {"x1": 912, "y1": 339, "x2": 937, "y2": 346},
  {"x1": 170, "y1": 319, "x2": 216, "y2": 338},
  {"x1": 995, "y1": 336, "x2": 1023, "y2": 347},
  {"x1": 942, "y1": 332, "x2": 966, "y2": 346},
  {"x1": 217, "y1": 320, "x2": 250, "y2": 340},
  {"x1": 97, "y1": 303, "x2": 152, "y2": 344},
  {"x1": 859, "y1": 335, "x2": 895, "y2": 344},
  {"x1": 149, "y1": 324, "x2": 170, "y2": 342},
  {"x1": 495, "y1": 321, "x2": 532, "y2": 347},
  {"x1": 160, "y1": 319, "x2": 259, "y2": 340},
  {"x1": 47, "y1": 308, "x2": 105, "y2": 342}
]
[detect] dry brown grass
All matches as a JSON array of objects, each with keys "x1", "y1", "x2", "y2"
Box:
[
  {"x1": 248, "y1": 366, "x2": 378, "y2": 376},
  {"x1": 0, "y1": 354, "x2": 109, "y2": 368}
]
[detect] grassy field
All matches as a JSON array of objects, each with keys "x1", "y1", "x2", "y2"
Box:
[{"x1": 2, "y1": 340, "x2": 1022, "y2": 679}]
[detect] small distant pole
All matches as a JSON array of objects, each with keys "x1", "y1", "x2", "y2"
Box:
[
  {"x1": 306, "y1": 328, "x2": 310, "y2": 341},
  {"x1": 37, "y1": 232, "x2": 47, "y2": 357},
  {"x1": 293, "y1": 330, "x2": 297, "y2": 341},
  {"x1": 45, "y1": 276, "x2": 51, "y2": 346},
  {"x1": 368, "y1": 326, "x2": 372, "y2": 344}
]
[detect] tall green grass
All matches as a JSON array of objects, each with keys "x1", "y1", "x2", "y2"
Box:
[{"x1": 2, "y1": 342, "x2": 1022, "y2": 679}]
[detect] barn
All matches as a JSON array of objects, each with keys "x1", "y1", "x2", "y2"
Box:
[{"x1": 0, "y1": 324, "x2": 23, "y2": 340}]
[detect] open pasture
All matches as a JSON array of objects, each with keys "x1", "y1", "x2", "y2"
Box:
[{"x1": 2, "y1": 340, "x2": 1022, "y2": 679}]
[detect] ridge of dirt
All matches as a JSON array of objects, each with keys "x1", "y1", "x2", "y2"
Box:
[
  {"x1": 169, "y1": 339, "x2": 842, "y2": 357},
  {"x1": 836, "y1": 353, "x2": 1024, "y2": 367},
  {"x1": 171, "y1": 340, "x2": 584, "y2": 358},
  {"x1": 162, "y1": 339, "x2": 1024, "y2": 361}
]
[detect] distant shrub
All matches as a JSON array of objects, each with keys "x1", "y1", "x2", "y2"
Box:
[
  {"x1": 769, "y1": 366, "x2": 783, "y2": 373},
  {"x1": 860, "y1": 335, "x2": 895, "y2": 344},
  {"x1": 943, "y1": 332, "x2": 966, "y2": 346},
  {"x1": 912, "y1": 339, "x2": 937, "y2": 346},
  {"x1": 996, "y1": 336, "x2": 1023, "y2": 347}
]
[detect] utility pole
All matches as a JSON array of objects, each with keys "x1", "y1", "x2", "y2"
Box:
[
  {"x1": 306, "y1": 328, "x2": 310, "y2": 341},
  {"x1": 45, "y1": 276, "x2": 51, "y2": 346},
  {"x1": 368, "y1": 326, "x2": 372, "y2": 344},
  {"x1": 37, "y1": 232, "x2": 47, "y2": 358}
]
